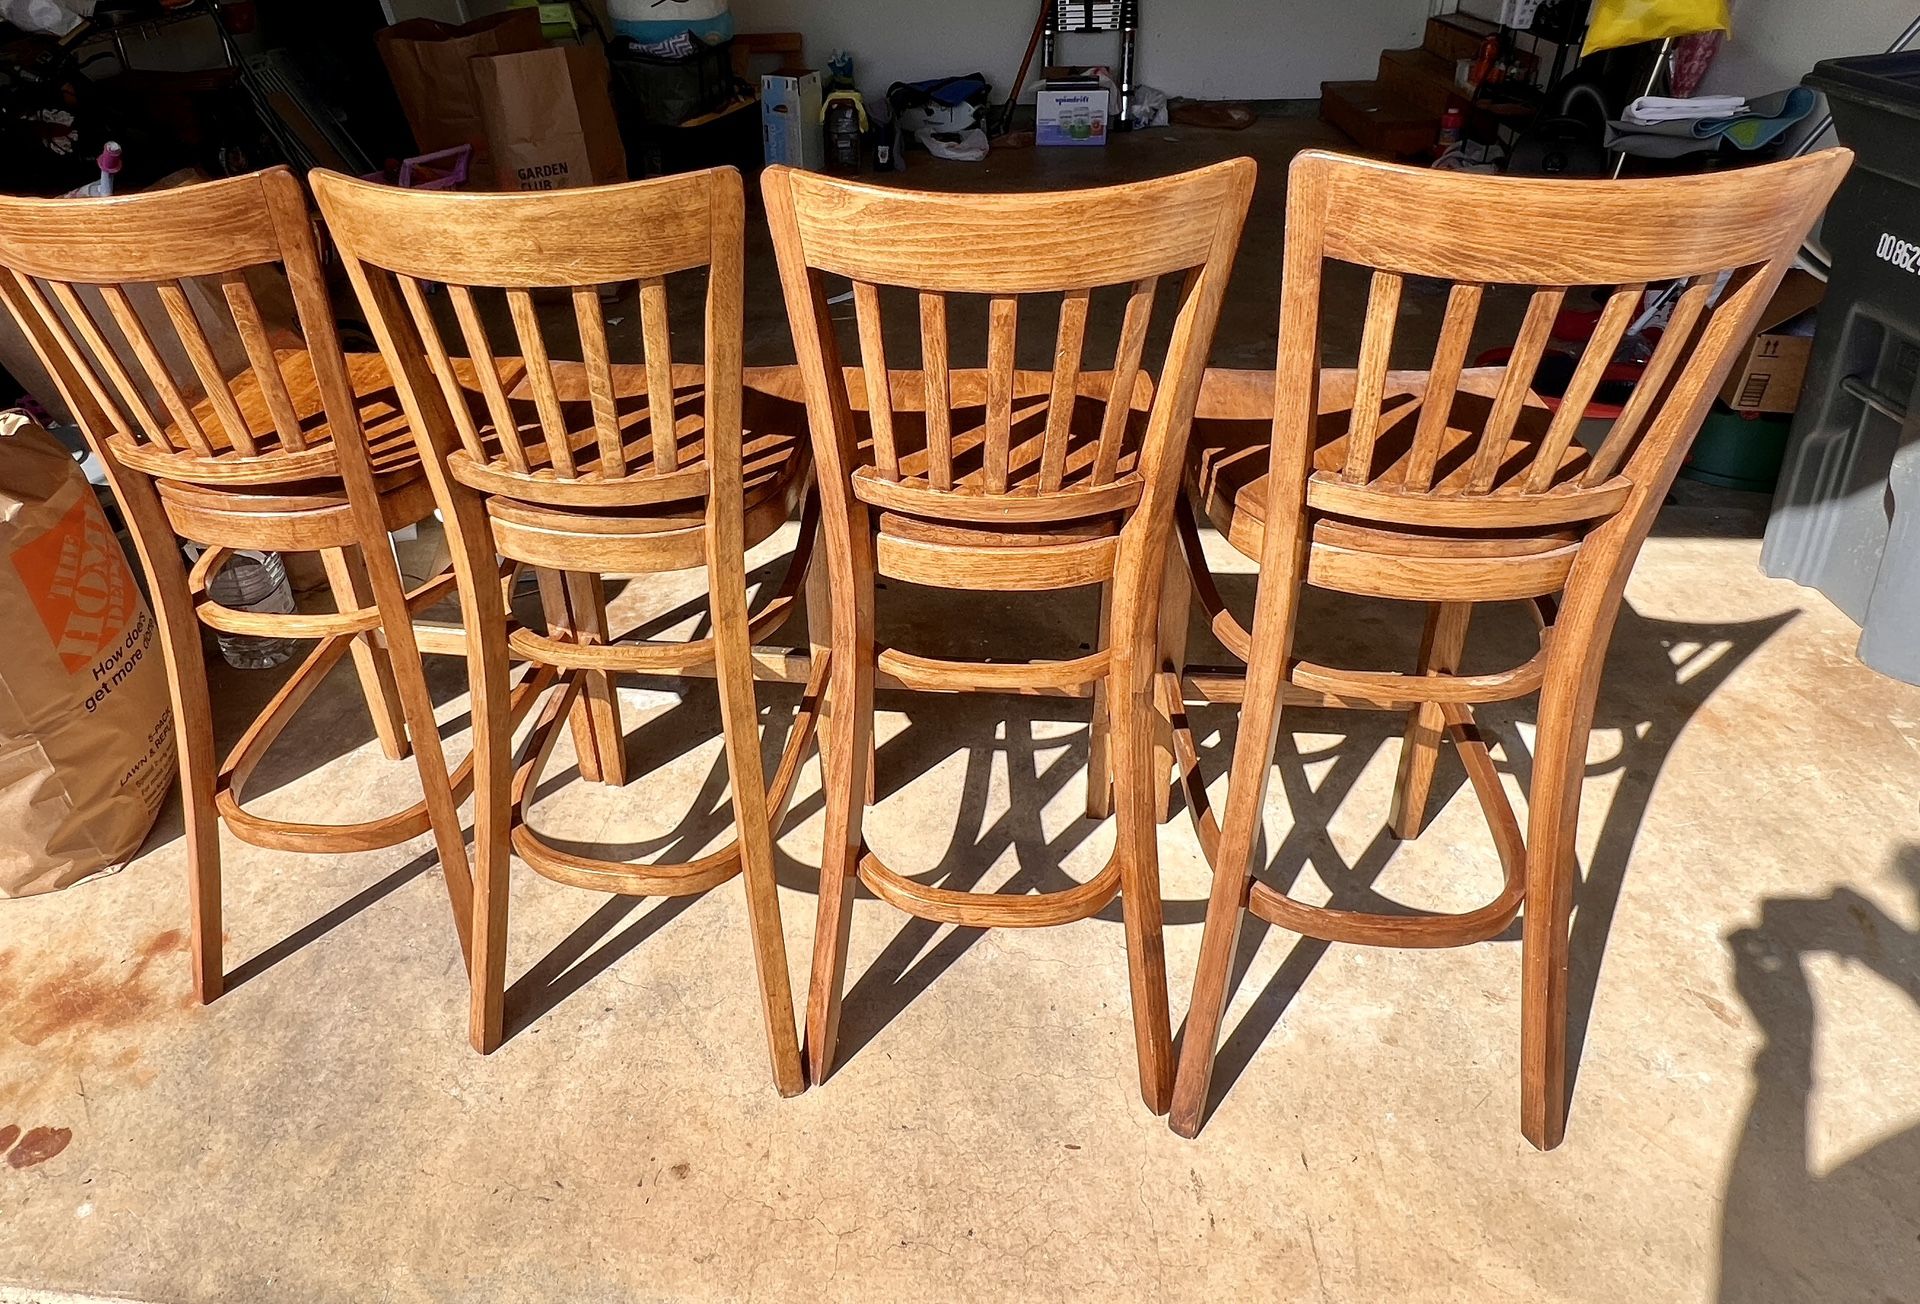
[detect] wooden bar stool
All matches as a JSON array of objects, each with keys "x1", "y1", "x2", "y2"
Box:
[
  {"x1": 763, "y1": 160, "x2": 1255, "y2": 1112},
  {"x1": 1166, "y1": 148, "x2": 1852, "y2": 1147},
  {"x1": 311, "y1": 166, "x2": 815, "y2": 1095},
  {"x1": 0, "y1": 167, "x2": 484, "y2": 1002}
]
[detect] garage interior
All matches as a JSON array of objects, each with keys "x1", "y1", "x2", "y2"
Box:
[{"x1": 0, "y1": 3, "x2": 1917, "y2": 1302}]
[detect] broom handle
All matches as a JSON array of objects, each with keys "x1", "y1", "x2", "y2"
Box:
[{"x1": 999, "y1": 1, "x2": 1053, "y2": 135}]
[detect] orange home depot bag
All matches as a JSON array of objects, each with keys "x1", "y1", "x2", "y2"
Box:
[{"x1": 0, "y1": 415, "x2": 174, "y2": 896}]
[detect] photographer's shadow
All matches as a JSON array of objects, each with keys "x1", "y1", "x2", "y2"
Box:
[{"x1": 1716, "y1": 848, "x2": 1920, "y2": 1303}]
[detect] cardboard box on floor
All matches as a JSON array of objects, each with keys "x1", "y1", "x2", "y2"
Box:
[{"x1": 1720, "y1": 268, "x2": 1826, "y2": 414}]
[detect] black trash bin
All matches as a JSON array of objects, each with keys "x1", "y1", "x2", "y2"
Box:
[{"x1": 1762, "y1": 53, "x2": 1920, "y2": 684}]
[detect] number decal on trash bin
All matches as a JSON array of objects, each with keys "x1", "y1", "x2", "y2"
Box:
[{"x1": 1875, "y1": 231, "x2": 1920, "y2": 275}]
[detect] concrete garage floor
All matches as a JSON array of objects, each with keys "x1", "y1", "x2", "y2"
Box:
[{"x1": 4, "y1": 120, "x2": 1920, "y2": 1302}]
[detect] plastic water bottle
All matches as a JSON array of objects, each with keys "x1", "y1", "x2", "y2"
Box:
[
  {"x1": 64, "y1": 142, "x2": 123, "y2": 199},
  {"x1": 198, "y1": 548, "x2": 297, "y2": 670}
]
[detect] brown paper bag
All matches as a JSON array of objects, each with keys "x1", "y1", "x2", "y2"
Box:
[
  {"x1": 0, "y1": 416, "x2": 175, "y2": 897},
  {"x1": 473, "y1": 44, "x2": 629, "y2": 193},
  {"x1": 376, "y1": 9, "x2": 546, "y2": 188}
]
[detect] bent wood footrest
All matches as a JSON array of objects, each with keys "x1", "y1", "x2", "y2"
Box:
[
  {"x1": 855, "y1": 848, "x2": 1123, "y2": 930},
  {"x1": 1169, "y1": 676, "x2": 1527, "y2": 950},
  {"x1": 187, "y1": 544, "x2": 462, "y2": 641},
  {"x1": 507, "y1": 655, "x2": 826, "y2": 897},
  {"x1": 213, "y1": 630, "x2": 541, "y2": 853}
]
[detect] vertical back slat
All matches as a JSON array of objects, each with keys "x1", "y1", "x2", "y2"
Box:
[
  {"x1": 984, "y1": 294, "x2": 1018, "y2": 493},
  {"x1": 37, "y1": 278, "x2": 170, "y2": 450},
  {"x1": 919, "y1": 291, "x2": 953, "y2": 490},
  {"x1": 1094, "y1": 275, "x2": 1156, "y2": 485},
  {"x1": 1585, "y1": 276, "x2": 1715, "y2": 484},
  {"x1": 572, "y1": 285, "x2": 625, "y2": 477},
  {"x1": 1404, "y1": 281, "x2": 1483, "y2": 492},
  {"x1": 446, "y1": 283, "x2": 530, "y2": 474},
  {"x1": 639, "y1": 275, "x2": 678, "y2": 472},
  {"x1": 220, "y1": 272, "x2": 307, "y2": 452},
  {"x1": 1340, "y1": 269, "x2": 1404, "y2": 483},
  {"x1": 1040, "y1": 287, "x2": 1090, "y2": 492},
  {"x1": 155, "y1": 280, "x2": 257, "y2": 457},
  {"x1": 397, "y1": 274, "x2": 490, "y2": 465},
  {"x1": 852, "y1": 280, "x2": 899, "y2": 479},
  {"x1": 1523, "y1": 282, "x2": 1645, "y2": 493},
  {"x1": 98, "y1": 283, "x2": 216, "y2": 457},
  {"x1": 1465, "y1": 286, "x2": 1566, "y2": 492},
  {"x1": 505, "y1": 287, "x2": 575, "y2": 477}
]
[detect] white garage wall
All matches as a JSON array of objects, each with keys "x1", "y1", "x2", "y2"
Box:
[
  {"x1": 723, "y1": 0, "x2": 1430, "y2": 102},
  {"x1": 1701, "y1": 0, "x2": 1916, "y2": 97},
  {"x1": 375, "y1": 0, "x2": 1430, "y2": 101}
]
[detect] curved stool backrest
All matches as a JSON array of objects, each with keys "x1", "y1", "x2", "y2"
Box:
[
  {"x1": 311, "y1": 166, "x2": 755, "y2": 523},
  {"x1": 0, "y1": 166, "x2": 482, "y2": 1004},
  {"x1": 763, "y1": 160, "x2": 1256, "y2": 1114},
  {"x1": 312, "y1": 167, "x2": 811, "y2": 1093},
  {"x1": 1169, "y1": 147, "x2": 1855, "y2": 1149},
  {"x1": 0, "y1": 167, "x2": 371, "y2": 485}
]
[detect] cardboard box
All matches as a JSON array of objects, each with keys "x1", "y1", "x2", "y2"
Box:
[
  {"x1": 762, "y1": 71, "x2": 824, "y2": 170},
  {"x1": 1037, "y1": 87, "x2": 1109, "y2": 147},
  {"x1": 1719, "y1": 269, "x2": 1825, "y2": 414}
]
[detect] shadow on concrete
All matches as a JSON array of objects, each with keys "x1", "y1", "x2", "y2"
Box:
[
  {"x1": 1714, "y1": 848, "x2": 1920, "y2": 1303},
  {"x1": 1172, "y1": 575, "x2": 1796, "y2": 1134},
  {"x1": 193, "y1": 530, "x2": 1804, "y2": 1118},
  {"x1": 221, "y1": 841, "x2": 446, "y2": 994}
]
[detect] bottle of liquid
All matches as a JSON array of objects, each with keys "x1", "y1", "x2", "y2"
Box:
[
  {"x1": 822, "y1": 90, "x2": 869, "y2": 173},
  {"x1": 65, "y1": 142, "x2": 123, "y2": 199},
  {"x1": 1435, "y1": 105, "x2": 1465, "y2": 159},
  {"x1": 197, "y1": 548, "x2": 297, "y2": 670}
]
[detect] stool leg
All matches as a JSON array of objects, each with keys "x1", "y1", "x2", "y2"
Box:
[
  {"x1": 708, "y1": 503, "x2": 804, "y2": 1097},
  {"x1": 458, "y1": 525, "x2": 516, "y2": 1055},
  {"x1": 121, "y1": 474, "x2": 224, "y2": 1003},
  {"x1": 534, "y1": 569, "x2": 624, "y2": 787},
  {"x1": 1170, "y1": 551, "x2": 1305, "y2": 1138},
  {"x1": 1086, "y1": 581, "x2": 1114, "y2": 819},
  {"x1": 346, "y1": 525, "x2": 476, "y2": 972},
  {"x1": 1110, "y1": 557, "x2": 1173, "y2": 1115},
  {"x1": 1153, "y1": 545, "x2": 1193, "y2": 825},
  {"x1": 1520, "y1": 615, "x2": 1602, "y2": 1152},
  {"x1": 565, "y1": 570, "x2": 627, "y2": 788},
  {"x1": 1390, "y1": 602, "x2": 1473, "y2": 840},
  {"x1": 803, "y1": 523, "x2": 874, "y2": 1087},
  {"x1": 321, "y1": 545, "x2": 410, "y2": 762}
]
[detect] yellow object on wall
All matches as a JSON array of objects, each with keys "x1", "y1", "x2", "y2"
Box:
[{"x1": 1583, "y1": 0, "x2": 1731, "y2": 55}]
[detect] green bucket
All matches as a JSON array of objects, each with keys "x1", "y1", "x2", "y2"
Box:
[{"x1": 1681, "y1": 404, "x2": 1793, "y2": 493}]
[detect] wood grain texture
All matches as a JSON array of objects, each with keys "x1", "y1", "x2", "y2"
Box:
[
  {"x1": 314, "y1": 164, "x2": 809, "y2": 1094},
  {"x1": 0, "y1": 165, "x2": 479, "y2": 1000},
  {"x1": 1168, "y1": 148, "x2": 1853, "y2": 1146},
  {"x1": 776, "y1": 161, "x2": 1257, "y2": 293},
  {"x1": 1308, "y1": 147, "x2": 1853, "y2": 281},
  {"x1": 764, "y1": 157, "x2": 1256, "y2": 1114}
]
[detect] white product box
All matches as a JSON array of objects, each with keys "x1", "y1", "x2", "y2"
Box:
[
  {"x1": 1036, "y1": 88, "x2": 1109, "y2": 147},
  {"x1": 762, "y1": 70, "x2": 824, "y2": 170}
]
